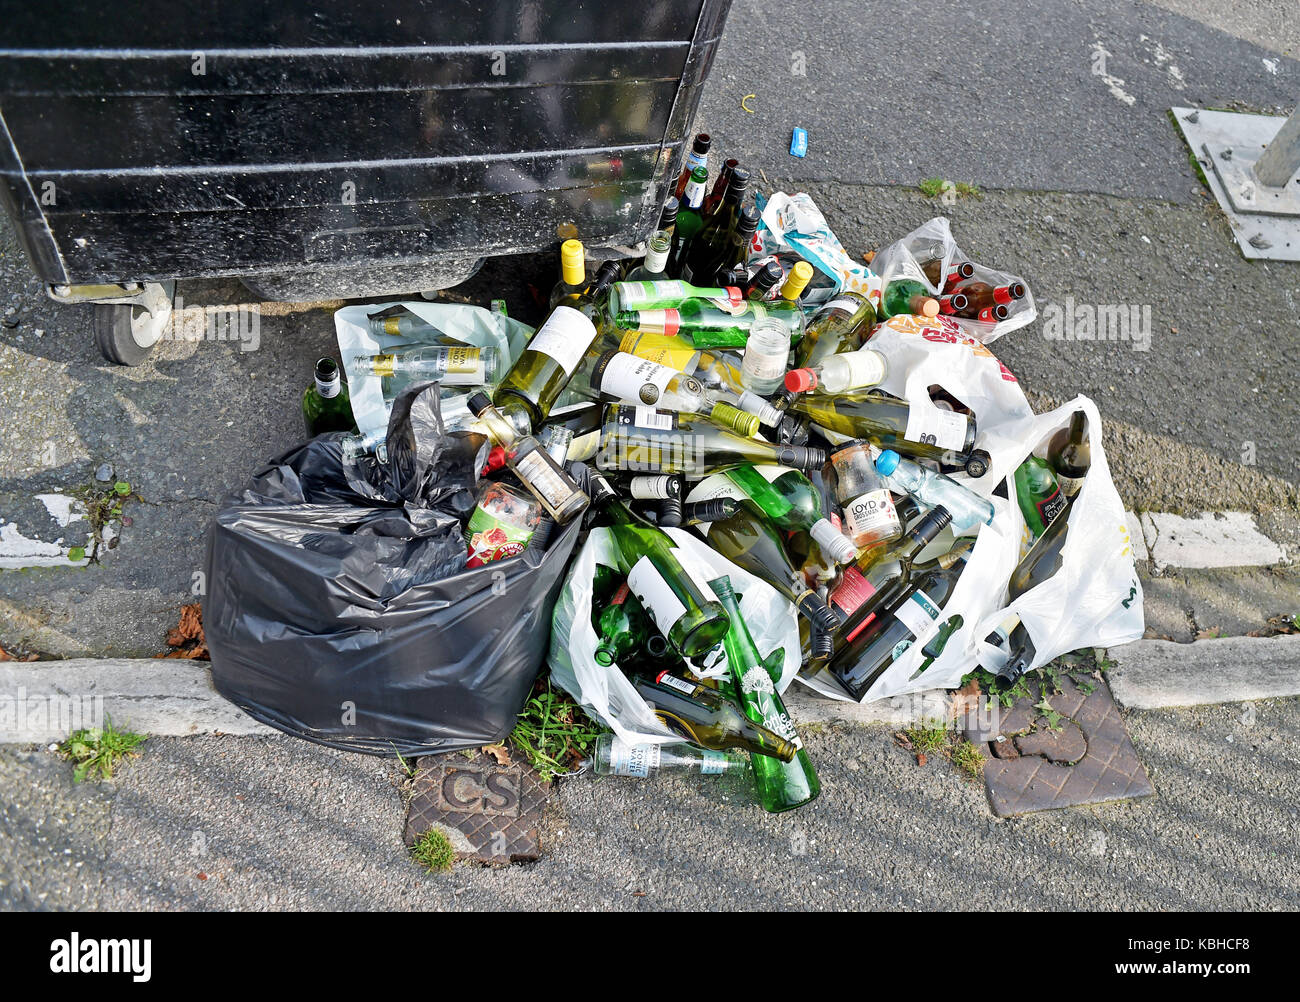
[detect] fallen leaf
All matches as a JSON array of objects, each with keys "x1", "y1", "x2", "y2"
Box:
[
  {"x1": 197, "y1": 872, "x2": 208, "y2": 881},
  {"x1": 161, "y1": 603, "x2": 209, "y2": 660},
  {"x1": 949, "y1": 678, "x2": 982, "y2": 719},
  {"x1": 1195, "y1": 626, "x2": 1222, "y2": 641},
  {"x1": 916, "y1": 752, "x2": 928, "y2": 767},
  {"x1": 481, "y1": 743, "x2": 512, "y2": 767},
  {"x1": 863, "y1": 250, "x2": 876, "y2": 264},
  {"x1": 893, "y1": 731, "x2": 914, "y2": 751}
]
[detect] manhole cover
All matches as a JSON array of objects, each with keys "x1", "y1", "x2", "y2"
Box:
[
  {"x1": 965, "y1": 674, "x2": 1154, "y2": 817},
  {"x1": 403, "y1": 752, "x2": 550, "y2": 864}
]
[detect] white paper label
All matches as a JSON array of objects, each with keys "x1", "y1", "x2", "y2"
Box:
[
  {"x1": 655, "y1": 672, "x2": 698, "y2": 695},
  {"x1": 526, "y1": 305, "x2": 595, "y2": 376},
  {"x1": 633, "y1": 406, "x2": 674, "y2": 431},
  {"x1": 628, "y1": 555, "x2": 687, "y2": 631},
  {"x1": 510, "y1": 448, "x2": 573, "y2": 510},
  {"x1": 607, "y1": 736, "x2": 661, "y2": 777},
  {"x1": 617, "y1": 280, "x2": 688, "y2": 307},
  {"x1": 315, "y1": 375, "x2": 340, "y2": 398},
  {"x1": 904, "y1": 406, "x2": 968, "y2": 451},
  {"x1": 894, "y1": 588, "x2": 943, "y2": 645},
  {"x1": 599, "y1": 353, "x2": 676, "y2": 404},
  {"x1": 742, "y1": 344, "x2": 788, "y2": 382},
  {"x1": 822, "y1": 296, "x2": 862, "y2": 316}
]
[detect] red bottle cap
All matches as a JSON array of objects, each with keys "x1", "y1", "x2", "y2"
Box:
[
  {"x1": 481, "y1": 445, "x2": 507, "y2": 475},
  {"x1": 784, "y1": 367, "x2": 819, "y2": 392}
]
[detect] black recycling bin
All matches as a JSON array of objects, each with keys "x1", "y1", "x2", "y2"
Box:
[{"x1": 0, "y1": 0, "x2": 730, "y2": 363}]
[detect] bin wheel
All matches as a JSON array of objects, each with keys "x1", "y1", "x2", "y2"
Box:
[
  {"x1": 964, "y1": 450, "x2": 991, "y2": 479},
  {"x1": 93, "y1": 302, "x2": 167, "y2": 366}
]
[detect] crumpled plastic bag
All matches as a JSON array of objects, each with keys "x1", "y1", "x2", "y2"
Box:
[{"x1": 753, "y1": 191, "x2": 881, "y2": 307}]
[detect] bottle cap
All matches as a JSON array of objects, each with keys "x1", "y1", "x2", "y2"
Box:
[
  {"x1": 466, "y1": 391, "x2": 493, "y2": 416},
  {"x1": 784, "y1": 367, "x2": 818, "y2": 393},
  {"x1": 780, "y1": 261, "x2": 814, "y2": 301},
  {"x1": 810, "y1": 519, "x2": 859, "y2": 565},
  {"x1": 658, "y1": 197, "x2": 679, "y2": 229},
  {"x1": 708, "y1": 402, "x2": 760, "y2": 438},
  {"x1": 736, "y1": 207, "x2": 760, "y2": 235},
  {"x1": 777, "y1": 444, "x2": 825, "y2": 471},
  {"x1": 560, "y1": 239, "x2": 585, "y2": 286},
  {"x1": 874, "y1": 449, "x2": 901, "y2": 476},
  {"x1": 797, "y1": 592, "x2": 842, "y2": 634},
  {"x1": 482, "y1": 445, "x2": 507, "y2": 475}
]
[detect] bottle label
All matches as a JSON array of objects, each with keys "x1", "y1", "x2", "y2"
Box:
[
  {"x1": 1055, "y1": 472, "x2": 1085, "y2": 498},
  {"x1": 739, "y1": 665, "x2": 776, "y2": 696},
  {"x1": 820, "y1": 295, "x2": 863, "y2": 317},
  {"x1": 1036, "y1": 488, "x2": 1068, "y2": 526},
  {"x1": 315, "y1": 375, "x2": 341, "y2": 398},
  {"x1": 607, "y1": 736, "x2": 660, "y2": 778},
  {"x1": 742, "y1": 343, "x2": 788, "y2": 382},
  {"x1": 683, "y1": 177, "x2": 706, "y2": 207},
  {"x1": 838, "y1": 351, "x2": 887, "y2": 389},
  {"x1": 628, "y1": 556, "x2": 687, "y2": 631},
  {"x1": 615, "y1": 280, "x2": 688, "y2": 308},
  {"x1": 464, "y1": 505, "x2": 535, "y2": 568},
  {"x1": 611, "y1": 581, "x2": 629, "y2": 605},
  {"x1": 904, "y1": 406, "x2": 968, "y2": 451},
  {"x1": 629, "y1": 475, "x2": 677, "y2": 500},
  {"x1": 844, "y1": 489, "x2": 898, "y2": 538},
  {"x1": 894, "y1": 588, "x2": 943, "y2": 646},
  {"x1": 699, "y1": 749, "x2": 728, "y2": 775},
  {"x1": 631, "y1": 406, "x2": 675, "y2": 431},
  {"x1": 630, "y1": 309, "x2": 681, "y2": 337},
  {"x1": 831, "y1": 565, "x2": 878, "y2": 619},
  {"x1": 619, "y1": 331, "x2": 698, "y2": 371},
  {"x1": 526, "y1": 305, "x2": 596, "y2": 376},
  {"x1": 707, "y1": 289, "x2": 747, "y2": 315},
  {"x1": 595, "y1": 352, "x2": 676, "y2": 405},
  {"x1": 654, "y1": 671, "x2": 698, "y2": 696},
  {"x1": 511, "y1": 448, "x2": 577, "y2": 511}
]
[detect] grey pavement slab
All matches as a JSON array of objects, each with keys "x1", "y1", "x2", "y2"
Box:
[
  {"x1": 1107, "y1": 634, "x2": 1300, "y2": 708},
  {"x1": 2, "y1": 696, "x2": 1297, "y2": 910}
]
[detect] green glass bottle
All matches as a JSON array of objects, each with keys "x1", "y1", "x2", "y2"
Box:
[
  {"x1": 1014, "y1": 455, "x2": 1067, "y2": 537},
  {"x1": 632, "y1": 672, "x2": 796, "y2": 761},
  {"x1": 682, "y1": 168, "x2": 750, "y2": 283},
  {"x1": 593, "y1": 578, "x2": 657, "y2": 667},
  {"x1": 613, "y1": 296, "x2": 806, "y2": 350},
  {"x1": 302, "y1": 357, "x2": 355, "y2": 436},
  {"x1": 594, "y1": 405, "x2": 825, "y2": 477},
  {"x1": 668, "y1": 165, "x2": 710, "y2": 276},
  {"x1": 708, "y1": 575, "x2": 820, "y2": 813},
  {"x1": 996, "y1": 507, "x2": 1076, "y2": 682},
  {"x1": 493, "y1": 261, "x2": 619, "y2": 433},
  {"x1": 878, "y1": 278, "x2": 940, "y2": 320},
  {"x1": 588, "y1": 471, "x2": 731, "y2": 659},
  {"x1": 610, "y1": 279, "x2": 745, "y2": 314},
  {"x1": 790, "y1": 392, "x2": 987, "y2": 476},
  {"x1": 722, "y1": 464, "x2": 859, "y2": 565}
]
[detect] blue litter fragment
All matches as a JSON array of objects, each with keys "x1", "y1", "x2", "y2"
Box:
[{"x1": 789, "y1": 127, "x2": 808, "y2": 158}]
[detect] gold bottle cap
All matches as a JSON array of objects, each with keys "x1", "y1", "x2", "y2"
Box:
[
  {"x1": 560, "y1": 239, "x2": 586, "y2": 286},
  {"x1": 780, "y1": 261, "x2": 814, "y2": 301}
]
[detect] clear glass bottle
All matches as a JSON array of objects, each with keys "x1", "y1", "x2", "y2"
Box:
[
  {"x1": 831, "y1": 441, "x2": 903, "y2": 550},
  {"x1": 740, "y1": 316, "x2": 790, "y2": 394}
]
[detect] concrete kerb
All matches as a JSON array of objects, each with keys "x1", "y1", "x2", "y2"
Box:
[{"x1": 2, "y1": 636, "x2": 1298, "y2": 745}]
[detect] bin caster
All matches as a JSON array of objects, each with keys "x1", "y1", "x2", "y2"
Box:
[{"x1": 65, "y1": 280, "x2": 176, "y2": 366}]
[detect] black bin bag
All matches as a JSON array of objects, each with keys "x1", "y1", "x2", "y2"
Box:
[{"x1": 203, "y1": 384, "x2": 580, "y2": 756}]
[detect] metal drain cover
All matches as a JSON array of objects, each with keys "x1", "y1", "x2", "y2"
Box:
[{"x1": 966, "y1": 674, "x2": 1154, "y2": 817}]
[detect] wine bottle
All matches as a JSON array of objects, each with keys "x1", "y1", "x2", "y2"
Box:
[
  {"x1": 745, "y1": 260, "x2": 783, "y2": 301},
  {"x1": 610, "y1": 279, "x2": 746, "y2": 315},
  {"x1": 722, "y1": 464, "x2": 858, "y2": 565},
  {"x1": 493, "y1": 261, "x2": 619, "y2": 433},
  {"x1": 548, "y1": 238, "x2": 588, "y2": 310},
  {"x1": 830, "y1": 545, "x2": 970, "y2": 700},
  {"x1": 623, "y1": 230, "x2": 673, "y2": 283},
  {"x1": 593, "y1": 578, "x2": 658, "y2": 667},
  {"x1": 595, "y1": 405, "x2": 826, "y2": 478},
  {"x1": 302, "y1": 358, "x2": 355, "y2": 436},
  {"x1": 875, "y1": 449, "x2": 994, "y2": 534},
  {"x1": 1014, "y1": 455, "x2": 1067, "y2": 537},
  {"x1": 791, "y1": 292, "x2": 878, "y2": 369},
  {"x1": 1047, "y1": 410, "x2": 1090, "y2": 497},
  {"x1": 792, "y1": 393, "x2": 989, "y2": 477},
  {"x1": 588, "y1": 471, "x2": 731, "y2": 659},
  {"x1": 879, "y1": 278, "x2": 939, "y2": 319},
  {"x1": 632, "y1": 672, "x2": 796, "y2": 761},
  {"x1": 353, "y1": 343, "x2": 499, "y2": 387},
  {"x1": 682, "y1": 497, "x2": 740, "y2": 526},
  {"x1": 709, "y1": 575, "x2": 820, "y2": 812},
  {"x1": 682, "y1": 167, "x2": 750, "y2": 283},
  {"x1": 613, "y1": 296, "x2": 806, "y2": 350},
  {"x1": 587, "y1": 732, "x2": 750, "y2": 777},
  {"x1": 585, "y1": 351, "x2": 759, "y2": 436},
  {"x1": 703, "y1": 157, "x2": 738, "y2": 216},
  {"x1": 672, "y1": 133, "x2": 711, "y2": 201},
  {"x1": 467, "y1": 393, "x2": 590, "y2": 523},
  {"x1": 997, "y1": 509, "x2": 1072, "y2": 682},
  {"x1": 785, "y1": 349, "x2": 888, "y2": 396},
  {"x1": 669, "y1": 166, "x2": 710, "y2": 276}
]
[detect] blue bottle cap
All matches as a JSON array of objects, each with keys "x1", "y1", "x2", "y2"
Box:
[{"x1": 875, "y1": 449, "x2": 900, "y2": 476}]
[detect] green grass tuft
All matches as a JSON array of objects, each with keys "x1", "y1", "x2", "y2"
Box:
[
  {"x1": 410, "y1": 828, "x2": 456, "y2": 873},
  {"x1": 509, "y1": 679, "x2": 605, "y2": 782},
  {"x1": 59, "y1": 717, "x2": 146, "y2": 783}
]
